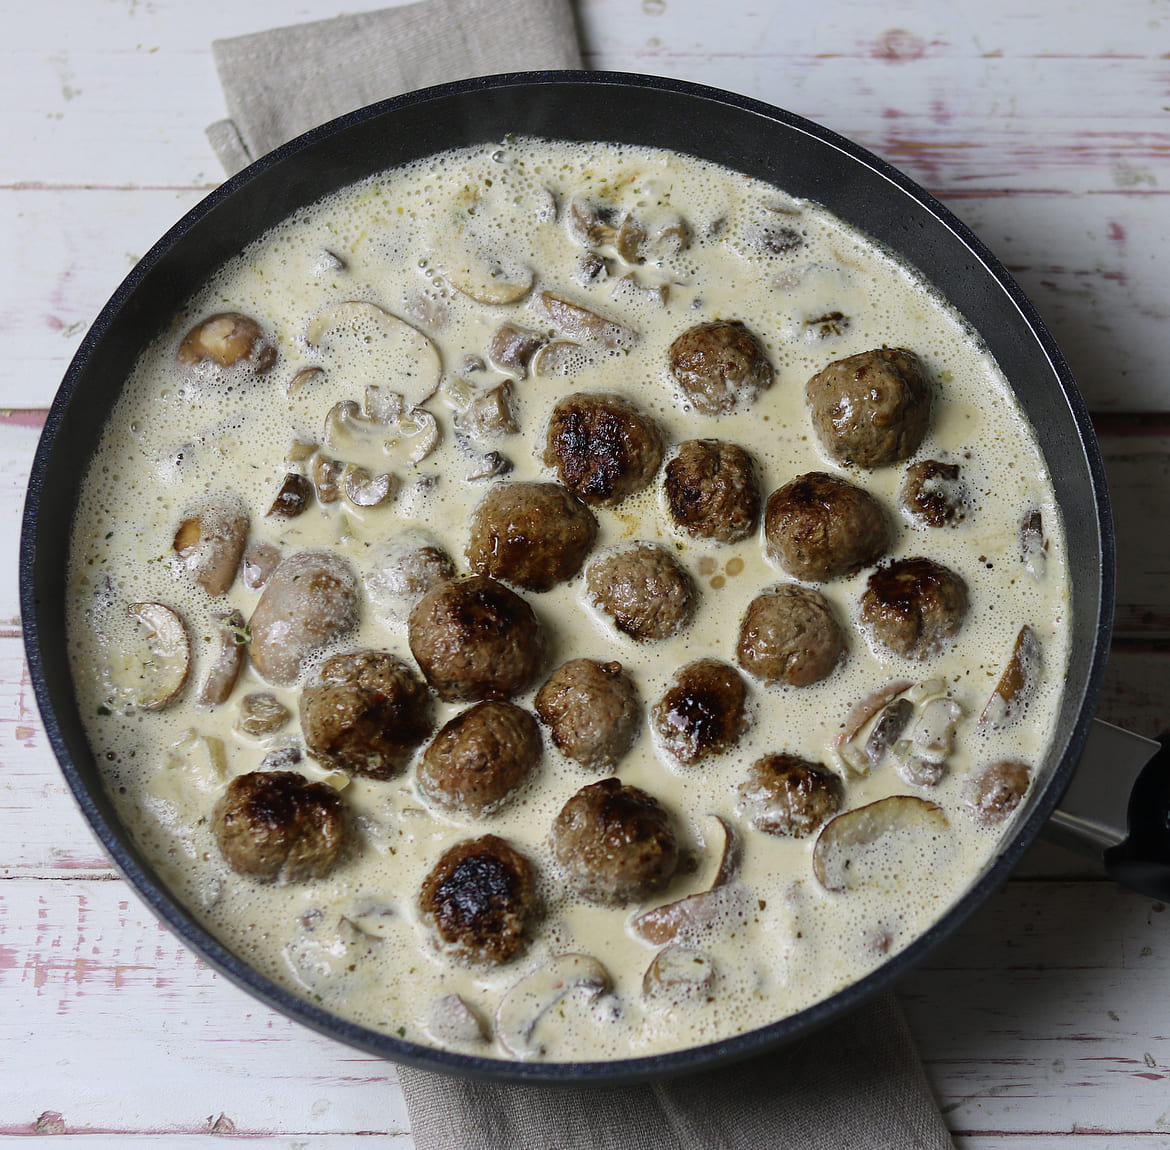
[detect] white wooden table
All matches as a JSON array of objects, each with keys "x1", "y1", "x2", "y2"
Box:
[{"x1": 3, "y1": 1, "x2": 1169, "y2": 1145}]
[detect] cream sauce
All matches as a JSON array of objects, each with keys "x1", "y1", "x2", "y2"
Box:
[{"x1": 66, "y1": 138, "x2": 1069, "y2": 1062}]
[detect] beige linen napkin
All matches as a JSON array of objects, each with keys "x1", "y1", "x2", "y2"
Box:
[{"x1": 206, "y1": 5, "x2": 956, "y2": 1147}]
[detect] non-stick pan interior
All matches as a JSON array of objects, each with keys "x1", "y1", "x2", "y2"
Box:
[{"x1": 21, "y1": 72, "x2": 1113, "y2": 1082}]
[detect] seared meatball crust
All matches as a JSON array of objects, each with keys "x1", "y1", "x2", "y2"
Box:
[
  {"x1": 664, "y1": 439, "x2": 760, "y2": 544},
  {"x1": 300, "y1": 650, "x2": 433, "y2": 780},
  {"x1": 417, "y1": 700, "x2": 542, "y2": 818},
  {"x1": 408, "y1": 575, "x2": 546, "y2": 702},
  {"x1": 465, "y1": 481, "x2": 598, "y2": 593},
  {"x1": 543, "y1": 391, "x2": 665, "y2": 507},
  {"x1": 212, "y1": 770, "x2": 346, "y2": 883},
  {"x1": 534, "y1": 658, "x2": 641, "y2": 771},
  {"x1": 764, "y1": 471, "x2": 889, "y2": 582},
  {"x1": 652, "y1": 658, "x2": 750, "y2": 766},
  {"x1": 667, "y1": 320, "x2": 774, "y2": 415},
  {"x1": 737, "y1": 753, "x2": 844, "y2": 838},
  {"x1": 736, "y1": 584, "x2": 846, "y2": 687},
  {"x1": 551, "y1": 778, "x2": 680, "y2": 906},
  {"x1": 418, "y1": 835, "x2": 539, "y2": 965},
  {"x1": 585, "y1": 542, "x2": 696, "y2": 641},
  {"x1": 860, "y1": 557, "x2": 969, "y2": 660},
  {"x1": 806, "y1": 347, "x2": 932, "y2": 469}
]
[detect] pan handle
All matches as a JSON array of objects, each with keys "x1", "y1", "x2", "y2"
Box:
[{"x1": 1043, "y1": 719, "x2": 1170, "y2": 899}]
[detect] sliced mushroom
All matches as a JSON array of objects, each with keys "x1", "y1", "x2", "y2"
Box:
[
  {"x1": 488, "y1": 323, "x2": 546, "y2": 378},
  {"x1": 305, "y1": 301, "x2": 441, "y2": 408},
  {"x1": 343, "y1": 465, "x2": 396, "y2": 508},
  {"x1": 426, "y1": 994, "x2": 488, "y2": 1046},
  {"x1": 631, "y1": 883, "x2": 750, "y2": 946},
  {"x1": 538, "y1": 291, "x2": 640, "y2": 349},
  {"x1": 1020, "y1": 509, "x2": 1048, "y2": 579},
  {"x1": 343, "y1": 897, "x2": 397, "y2": 940},
  {"x1": 323, "y1": 397, "x2": 440, "y2": 471},
  {"x1": 495, "y1": 954, "x2": 613, "y2": 1060},
  {"x1": 286, "y1": 366, "x2": 325, "y2": 397},
  {"x1": 173, "y1": 499, "x2": 249, "y2": 596},
  {"x1": 177, "y1": 312, "x2": 276, "y2": 373},
  {"x1": 234, "y1": 692, "x2": 291, "y2": 737},
  {"x1": 148, "y1": 729, "x2": 228, "y2": 811},
  {"x1": 836, "y1": 681, "x2": 914, "y2": 748},
  {"x1": 267, "y1": 473, "x2": 313, "y2": 519},
  {"x1": 643, "y1": 945, "x2": 716, "y2": 1002},
  {"x1": 980, "y1": 625, "x2": 1042, "y2": 729},
  {"x1": 126, "y1": 602, "x2": 191, "y2": 710},
  {"x1": 813, "y1": 795, "x2": 952, "y2": 893},
  {"x1": 241, "y1": 541, "x2": 282, "y2": 591},
  {"x1": 864, "y1": 698, "x2": 914, "y2": 770},
  {"x1": 531, "y1": 340, "x2": 596, "y2": 378},
  {"x1": 311, "y1": 453, "x2": 345, "y2": 503},
  {"x1": 454, "y1": 381, "x2": 519, "y2": 441},
  {"x1": 197, "y1": 609, "x2": 247, "y2": 707}
]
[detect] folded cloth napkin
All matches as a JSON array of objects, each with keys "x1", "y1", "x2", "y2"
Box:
[{"x1": 206, "y1": 5, "x2": 956, "y2": 1147}]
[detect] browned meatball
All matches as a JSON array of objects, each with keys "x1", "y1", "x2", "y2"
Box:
[
  {"x1": 534, "y1": 658, "x2": 641, "y2": 770},
  {"x1": 543, "y1": 391, "x2": 664, "y2": 506},
  {"x1": 764, "y1": 471, "x2": 889, "y2": 582},
  {"x1": 417, "y1": 701, "x2": 541, "y2": 817},
  {"x1": 466, "y1": 481, "x2": 598, "y2": 593},
  {"x1": 860, "y1": 557, "x2": 969, "y2": 660},
  {"x1": 663, "y1": 439, "x2": 760, "y2": 543},
  {"x1": 901, "y1": 459, "x2": 968, "y2": 527},
  {"x1": 652, "y1": 658, "x2": 749, "y2": 766},
  {"x1": 737, "y1": 753, "x2": 844, "y2": 838},
  {"x1": 551, "y1": 778, "x2": 680, "y2": 906},
  {"x1": 212, "y1": 770, "x2": 345, "y2": 882},
  {"x1": 806, "y1": 347, "x2": 932, "y2": 468},
  {"x1": 964, "y1": 760, "x2": 1031, "y2": 828},
  {"x1": 418, "y1": 835, "x2": 538, "y2": 965},
  {"x1": 668, "y1": 320, "x2": 774, "y2": 415},
  {"x1": 300, "y1": 650, "x2": 433, "y2": 780},
  {"x1": 736, "y1": 584, "x2": 845, "y2": 687},
  {"x1": 585, "y1": 542, "x2": 696, "y2": 641},
  {"x1": 408, "y1": 575, "x2": 546, "y2": 701}
]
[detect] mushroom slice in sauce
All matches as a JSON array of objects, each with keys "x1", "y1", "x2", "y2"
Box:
[
  {"x1": 324, "y1": 395, "x2": 440, "y2": 471},
  {"x1": 172, "y1": 498, "x2": 249, "y2": 597},
  {"x1": 980, "y1": 624, "x2": 1043, "y2": 731},
  {"x1": 196, "y1": 609, "x2": 247, "y2": 707},
  {"x1": 124, "y1": 602, "x2": 191, "y2": 710},
  {"x1": 495, "y1": 953, "x2": 614, "y2": 1060},
  {"x1": 1020, "y1": 509, "x2": 1048, "y2": 579},
  {"x1": 177, "y1": 311, "x2": 276, "y2": 373},
  {"x1": 306, "y1": 301, "x2": 441, "y2": 408},
  {"x1": 531, "y1": 339, "x2": 596, "y2": 378},
  {"x1": 812, "y1": 795, "x2": 952, "y2": 893},
  {"x1": 342, "y1": 465, "x2": 396, "y2": 508},
  {"x1": 538, "y1": 291, "x2": 640, "y2": 349},
  {"x1": 266, "y1": 473, "x2": 313, "y2": 520},
  {"x1": 234, "y1": 692, "x2": 291, "y2": 738},
  {"x1": 643, "y1": 945, "x2": 716, "y2": 1003},
  {"x1": 488, "y1": 323, "x2": 546, "y2": 378},
  {"x1": 426, "y1": 994, "x2": 488, "y2": 1047}
]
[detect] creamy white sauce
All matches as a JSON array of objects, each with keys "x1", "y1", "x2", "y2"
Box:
[{"x1": 66, "y1": 138, "x2": 1069, "y2": 1062}]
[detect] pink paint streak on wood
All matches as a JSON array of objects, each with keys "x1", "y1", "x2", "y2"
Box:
[
  {"x1": 0, "y1": 409, "x2": 49, "y2": 429},
  {"x1": 872, "y1": 28, "x2": 928, "y2": 62}
]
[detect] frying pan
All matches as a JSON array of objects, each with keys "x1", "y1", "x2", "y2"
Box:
[{"x1": 18, "y1": 71, "x2": 1134, "y2": 1082}]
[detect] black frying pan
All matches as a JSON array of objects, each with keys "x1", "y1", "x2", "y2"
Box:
[{"x1": 19, "y1": 72, "x2": 1114, "y2": 1082}]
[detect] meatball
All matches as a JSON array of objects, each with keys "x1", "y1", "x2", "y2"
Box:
[
  {"x1": 300, "y1": 650, "x2": 433, "y2": 780},
  {"x1": 667, "y1": 320, "x2": 774, "y2": 415},
  {"x1": 585, "y1": 542, "x2": 696, "y2": 641},
  {"x1": 860, "y1": 557, "x2": 969, "y2": 660},
  {"x1": 212, "y1": 770, "x2": 345, "y2": 882},
  {"x1": 364, "y1": 531, "x2": 456, "y2": 623},
  {"x1": 764, "y1": 471, "x2": 889, "y2": 582},
  {"x1": 737, "y1": 753, "x2": 844, "y2": 838},
  {"x1": 805, "y1": 347, "x2": 932, "y2": 468},
  {"x1": 465, "y1": 481, "x2": 598, "y2": 593},
  {"x1": 663, "y1": 439, "x2": 760, "y2": 544},
  {"x1": 418, "y1": 835, "x2": 538, "y2": 965},
  {"x1": 417, "y1": 701, "x2": 541, "y2": 817},
  {"x1": 408, "y1": 575, "x2": 546, "y2": 702},
  {"x1": 652, "y1": 658, "x2": 749, "y2": 766},
  {"x1": 965, "y1": 759, "x2": 1031, "y2": 828},
  {"x1": 551, "y1": 778, "x2": 680, "y2": 906},
  {"x1": 543, "y1": 391, "x2": 664, "y2": 506},
  {"x1": 901, "y1": 459, "x2": 968, "y2": 527},
  {"x1": 736, "y1": 584, "x2": 845, "y2": 687},
  {"x1": 534, "y1": 658, "x2": 641, "y2": 770}
]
